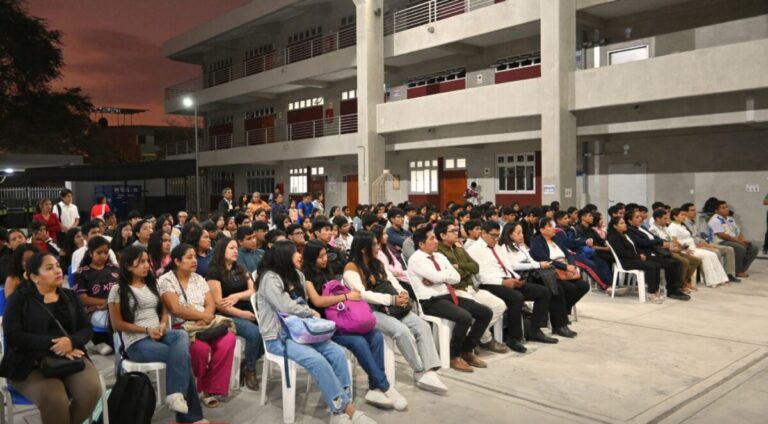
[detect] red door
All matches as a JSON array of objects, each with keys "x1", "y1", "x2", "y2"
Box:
[
  {"x1": 345, "y1": 175, "x2": 358, "y2": 211},
  {"x1": 440, "y1": 170, "x2": 467, "y2": 209}
]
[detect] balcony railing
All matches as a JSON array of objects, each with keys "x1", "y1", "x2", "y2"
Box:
[
  {"x1": 384, "y1": 0, "x2": 502, "y2": 35},
  {"x1": 165, "y1": 77, "x2": 203, "y2": 103},
  {"x1": 166, "y1": 114, "x2": 358, "y2": 156}
]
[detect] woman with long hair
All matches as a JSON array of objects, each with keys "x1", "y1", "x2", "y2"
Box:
[
  {"x1": 148, "y1": 230, "x2": 172, "y2": 277},
  {"x1": 3, "y1": 244, "x2": 39, "y2": 298},
  {"x1": 301, "y1": 216, "x2": 314, "y2": 241},
  {"x1": 73, "y1": 236, "x2": 118, "y2": 353},
  {"x1": 0, "y1": 252, "x2": 101, "y2": 424},
  {"x1": 108, "y1": 245, "x2": 203, "y2": 421},
  {"x1": 59, "y1": 227, "x2": 84, "y2": 272},
  {"x1": 606, "y1": 217, "x2": 665, "y2": 303},
  {"x1": 223, "y1": 215, "x2": 237, "y2": 238},
  {"x1": 154, "y1": 213, "x2": 174, "y2": 235},
  {"x1": 206, "y1": 237, "x2": 262, "y2": 391},
  {"x1": 158, "y1": 244, "x2": 236, "y2": 408},
  {"x1": 110, "y1": 221, "x2": 133, "y2": 256},
  {"x1": 345, "y1": 231, "x2": 446, "y2": 394},
  {"x1": 33, "y1": 198, "x2": 62, "y2": 243},
  {"x1": 256, "y1": 240, "x2": 378, "y2": 424},
  {"x1": 132, "y1": 219, "x2": 153, "y2": 249},
  {"x1": 181, "y1": 223, "x2": 214, "y2": 277}
]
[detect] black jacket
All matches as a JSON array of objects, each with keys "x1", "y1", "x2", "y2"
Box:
[
  {"x1": 0, "y1": 286, "x2": 92, "y2": 381},
  {"x1": 325, "y1": 244, "x2": 348, "y2": 276},
  {"x1": 606, "y1": 233, "x2": 642, "y2": 263},
  {"x1": 626, "y1": 226, "x2": 666, "y2": 256},
  {"x1": 529, "y1": 235, "x2": 571, "y2": 270}
]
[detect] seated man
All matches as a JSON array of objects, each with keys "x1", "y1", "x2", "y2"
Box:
[
  {"x1": 708, "y1": 200, "x2": 758, "y2": 278},
  {"x1": 386, "y1": 208, "x2": 411, "y2": 255},
  {"x1": 401, "y1": 215, "x2": 427, "y2": 265},
  {"x1": 28, "y1": 221, "x2": 60, "y2": 256},
  {"x1": 681, "y1": 202, "x2": 738, "y2": 282},
  {"x1": 408, "y1": 226, "x2": 492, "y2": 372},
  {"x1": 434, "y1": 220, "x2": 510, "y2": 354},
  {"x1": 462, "y1": 219, "x2": 483, "y2": 249},
  {"x1": 467, "y1": 221, "x2": 557, "y2": 346},
  {"x1": 235, "y1": 226, "x2": 263, "y2": 275},
  {"x1": 313, "y1": 220, "x2": 347, "y2": 276},
  {"x1": 332, "y1": 215, "x2": 354, "y2": 254},
  {"x1": 649, "y1": 209, "x2": 701, "y2": 292}
]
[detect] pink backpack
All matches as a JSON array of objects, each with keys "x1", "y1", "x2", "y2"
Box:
[{"x1": 322, "y1": 280, "x2": 376, "y2": 334}]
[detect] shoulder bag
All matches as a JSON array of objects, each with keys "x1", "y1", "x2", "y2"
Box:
[{"x1": 31, "y1": 296, "x2": 86, "y2": 378}]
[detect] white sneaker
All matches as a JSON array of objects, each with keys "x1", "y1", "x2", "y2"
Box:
[
  {"x1": 166, "y1": 392, "x2": 189, "y2": 414},
  {"x1": 351, "y1": 411, "x2": 378, "y2": 424},
  {"x1": 384, "y1": 387, "x2": 408, "y2": 411},
  {"x1": 330, "y1": 413, "x2": 353, "y2": 424},
  {"x1": 364, "y1": 389, "x2": 394, "y2": 409},
  {"x1": 95, "y1": 343, "x2": 113, "y2": 355},
  {"x1": 416, "y1": 370, "x2": 448, "y2": 394}
]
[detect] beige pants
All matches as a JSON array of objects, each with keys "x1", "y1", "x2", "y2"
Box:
[{"x1": 457, "y1": 287, "x2": 507, "y2": 344}]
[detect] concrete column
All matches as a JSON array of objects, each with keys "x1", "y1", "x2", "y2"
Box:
[
  {"x1": 354, "y1": 0, "x2": 385, "y2": 204},
  {"x1": 540, "y1": 0, "x2": 577, "y2": 204}
]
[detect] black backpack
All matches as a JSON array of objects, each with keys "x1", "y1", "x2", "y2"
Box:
[{"x1": 107, "y1": 371, "x2": 156, "y2": 424}]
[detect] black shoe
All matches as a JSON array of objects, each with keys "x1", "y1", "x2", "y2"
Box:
[
  {"x1": 553, "y1": 326, "x2": 577, "y2": 338},
  {"x1": 728, "y1": 275, "x2": 741, "y2": 283},
  {"x1": 528, "y1": 330, "x2": 559, "y2": 344},
  {"x1": 668, "y1": 292, "x2": 691, "y2": 301},
  {"x1": 507, "y1": 339, "x2": 527, "y2": 353}
]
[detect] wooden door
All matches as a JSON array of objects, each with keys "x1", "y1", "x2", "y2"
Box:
[
  {"x1": 440, "y1": 170, "x2": 467, "y2": 208},
  {"x1": 309, "y1": 176, "x2": 325, "y2": 200},
  {"x1": 346, "y1": 175, "x2": 358, "y2": 211}
]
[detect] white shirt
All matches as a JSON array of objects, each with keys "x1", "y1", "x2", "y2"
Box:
[
  {"x1": 708, "y1": 214, "x2": 740, "y2": 243},
  {"x1": 333, "y1": 234, "x2": 354, "y2": 253},
  {"x1": 56, "y1": 201, "x2": 79, "y2": 229},
  {"x1": 463, "y1": 238, "x2": 479, "y2": 249},
  {"x1": 503, "y1": 244, "x2": 541, "y2": 272},
  {"x1": 466, "y1": 238, "x2": 520, "y2": 286},
  {"x1": 343, "y1": 263, "x2": 406, "y2": 306},
  {"x1": 70, "y1": 238, "x2": 118, "y2": 272},
  {"x1": 406, "y1": 250, "x2": 461, "y2": 301},
  {"x1": 668, "y1": 222, "x2": 696, "y2": 248}
]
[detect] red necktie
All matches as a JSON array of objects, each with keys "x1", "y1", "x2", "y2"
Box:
[
  {"x1": 489, "y1": 245, "x2": 511, "y2": 277},
  {"x1": 427, "y1": 255, "x2": 459, "y2": 305}
]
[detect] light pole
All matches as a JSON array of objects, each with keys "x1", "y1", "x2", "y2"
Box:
[{"x1": 183, "y1": 96, "x2": 200, "y2": 214}]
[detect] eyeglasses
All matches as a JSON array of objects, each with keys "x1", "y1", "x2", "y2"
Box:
[
  {"x1": 447, "y1": 229, "x2": 459, "y2": 233},
  {"x1": 291, "y1": 232, "x2": 304, "y2": 236}
]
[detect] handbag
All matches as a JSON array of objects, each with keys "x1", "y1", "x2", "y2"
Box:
[
  {"x1": 554, "y1": 261, "x2": 581, "y2": 281},
  {"x1": 370, "y1": 279, "x2": 411, "y2": 319},
  {"x1": 321, "y1": 280, "x2": 376, "y2": 334},
  {"x1": 174, "y1": 273, "x2": 233, "y2": 342},
  {"x1": 31, "y1": 297, "x2": 86, "y2": 378}
]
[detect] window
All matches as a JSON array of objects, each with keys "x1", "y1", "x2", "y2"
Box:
[
  {"x1": 341, "y1": 90, "x2": 356, "y2": 100},
  {"x1": 497, "y1": 153, "x2": 535, "y2": 193},
  {"x1": 444, "y1": 157, "x2": 466, "y2": 170},
  {"x1": 289, "y1": 168, "x2": 308, "y2": 194},
  {"x1": 409, "y1": 160, "x2": 438, "y2": 194},
  {"x1": 310, "y1": 167, "x2": 325, "y2": 176},
  {"x1": 211, "y1": 171, "x2": 234, "y2": 194},
  {"x1": 290, "y1": 97, "x2": 324, "y2": 111},
  {"x1": 608, "y1": 45, "x2": 649, "y2": 65},
  {"x1": 247, "y1": 170, "x2": 276, "y2": 195}
]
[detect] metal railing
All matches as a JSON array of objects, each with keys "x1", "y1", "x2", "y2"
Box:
[
  {"x1": 386, "y1": 0, "x2": 501, "y2": 35},
  {"x1": 165, "y1": 76, "x2": 203, "y2": 102},
  {"x1": 165, "y1": 114, "x2": 358, "y2": 156}
]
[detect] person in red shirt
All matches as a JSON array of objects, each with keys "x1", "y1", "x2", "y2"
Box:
[
  {"x1": 32, "y1": 198, "x2": 62, "y2": 243},
  {"x1": 90, "y1": 195, "x2": 111, "y2": 219},
  {"x1": 28, "y1": 220, "x2": 59, "y2": 256}
]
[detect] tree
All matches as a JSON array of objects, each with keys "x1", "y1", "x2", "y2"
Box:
[{"x1": 0, "y1": 0, "x2": 105, "y2": 157}]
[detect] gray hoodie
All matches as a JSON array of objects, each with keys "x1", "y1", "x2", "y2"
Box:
[{"x1": 256, "y1": 270, "x2": 314, "y2": 341}]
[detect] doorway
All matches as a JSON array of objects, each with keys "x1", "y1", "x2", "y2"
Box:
[{"x1": 346, "y1": 175, "x2": 359, "y2": 211}]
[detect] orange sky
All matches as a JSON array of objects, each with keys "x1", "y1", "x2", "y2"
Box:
[{"x1": 27, "y1": 0, "x2": 249, "y2": 126}]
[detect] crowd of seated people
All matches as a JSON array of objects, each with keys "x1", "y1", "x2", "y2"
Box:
[{"x1": 0, "y1": 189, "x2": 762, "y2": 424}]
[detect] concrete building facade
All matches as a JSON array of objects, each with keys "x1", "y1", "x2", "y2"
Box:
[{"x1": 162, "y1": 0, "x2": 768, "y2": 241}]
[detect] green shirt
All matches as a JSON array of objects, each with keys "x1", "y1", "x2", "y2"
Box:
[{"x1": 437, "y1": 243, "x2": 479, "y2": 291}]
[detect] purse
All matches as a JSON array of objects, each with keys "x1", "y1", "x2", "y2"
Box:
[
  {"x1": 554, "y1": 261, "x2": 581, "y2": 281},
  {"x1": 32, "y1": 297, "x2": 86, "y2": 378},
  {"x1": 175, "y1": 273, "x2": 232, "y2": 342},
  {"x1": 370, "y1": 279, "x2": 411, "y2": 319}
]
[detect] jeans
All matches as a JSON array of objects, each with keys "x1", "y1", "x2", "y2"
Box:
[
  {"x1": 232, "y1": 316, "x2": 264, "y2": 370},
  {"x1": 125, "y1": 330, "x2": 203, "y2": 423},
  {"x1": 373, "y1": 311, "x2": 441, "y2": 373},
  {"x1": 333, "y1": 330, "x2": 389, "y2": 391},
  {"x1": 265, "y1": 338, "x2": 351, "y2": 414}
]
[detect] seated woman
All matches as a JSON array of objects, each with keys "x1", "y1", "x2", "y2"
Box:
[
  {"x1": 370, "y1": 225, "x2": 416, "y2": 301},
  {"x1": 132, "y1": 219, "x2": 153, "y2": 249},
  {"x1": 181, "y1": 223, "x2": 214, "y2": 277},
  {"x1": 606, "y1": 217, "x2": 665, "y2": 303},
  {"x1": 159, "y1": 243, "x2": 236, "y2": 408},
  {"x1": 0, "y1": 252, "x2": 101, "y2": 424},
  {"x1": 507, "y1": 222, "x2": 586, "y2": 338},
  {"x1": 59, "y1": 227, "x2": 84, "y2": 272},
  {"x1": 110, "y1": 221, "x2": 133, "y2": 257},
  {"x1": 108, "y1": 245, "x2": 203, "y2": 422},
  {"x1": 302, "y1": 240, "x2": 406, "y2": 410},
  {"x1": 668, "y1": 208, "x2": 728, "y2": 287},
  {"x1": 73, "y1": 236, "x2": 117, "y2": 354},
  {"x1": 148, "y1": 230, "x2": 172, "y2": 278},
  {"x1": 257, "y1": 240, "x2": 378, "y2": 424},
  {"x1": 4, "y1": 244, "x2": 38, "y2": 298},
  {"x1": 206, "y1": 237, "x2": 263, "y2": 391},
  {"x1": 344, "y1": 231, "x2": 446, "y2": 394}
]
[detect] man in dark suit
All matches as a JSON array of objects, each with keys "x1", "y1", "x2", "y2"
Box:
[
  {"x1": 217, "y1": 187, "x2": 234, "y2": 215},
  {"x1": 625, "y1": 209, "x2": 689, "y2": 301}
]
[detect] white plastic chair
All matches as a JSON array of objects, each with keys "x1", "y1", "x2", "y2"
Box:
[
  {"x1": 606, "y1": 241, "x2": 647, "y2": 303},
  {"x1": 492, "y1": 320, "x2": 504, "y2": 343},
  {"x1": 383, "y1": 334, "x2": 396, "y2": 385},
  {"x1": 231, "y1": 336, "x2": 245, "y2": 391},
  {"x1": 415, "y1": 305, "x2": 453, "y2": 369},
  {"x1": 114, "y1": 332, "x2": 167, "y2": 407}
]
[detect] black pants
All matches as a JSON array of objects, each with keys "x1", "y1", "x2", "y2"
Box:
[
  {"x1": 420, "y1": 295, "x2": 492, "y2": 358},
  {"x1": 483, "y1": 282, "x2": 550, "y2": 334},
  {"x1": 620, "y1": 258, "x2": 661, "y2": 292},
  {"x1": 649, "y1": 255, "x2": 683, "y2": 293},
  {"x1": 553, "y1": 279, "x2": 590, "y2": 327},
  {"x1": 477, "y1": 284, "x2": 523, "y2": 342}
]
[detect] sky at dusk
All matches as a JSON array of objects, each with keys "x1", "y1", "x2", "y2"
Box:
[{"x1": 26, "y1": 0, "x2": 250, "y2": 126}]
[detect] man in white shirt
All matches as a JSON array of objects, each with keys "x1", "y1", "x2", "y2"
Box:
[
  {"x1": 467, "y1": 221, "x2": 558, "y2": 345},
  {"x1": 407, "y1": 226, "x2": 492, "y2": 373},
  {"x1": 681, "y1": 202, "x2": 738, "y2": 281},
  {"x1": 56, "y1": 189, "x2": 79, "y2": 232},
  {"x1": 70, "y1": 220, "x2": 118, "y2": 272},
  {"x1": 332, "y1": 215, "x2": 354, "y2": 253},
  {"x1": 462, "y1": 219, "x2": 482, "y2": 249},
  {"x1": 707, "y1": 200, "x2": 758, "y2": 277}
]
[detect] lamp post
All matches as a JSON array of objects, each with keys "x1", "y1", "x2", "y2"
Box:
[{"x1": 182, "y1": 96, "x2": 200, "y2": 214}]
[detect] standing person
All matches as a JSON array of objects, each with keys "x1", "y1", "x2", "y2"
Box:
[
  {"x1": 33, "y1": 198, "x2": 62, "y2": 243},
  {"x1": 257, "y1": 240, "x2": 379, "y2": 424},
  {"x1": 463, "y1": 182, "x2": 480, "y2": 206},
  {"x1": 708, "y1": 200, "x2": 759, "y2": 278},
  {"x1": 73, "y1": 236, "x2": 118, "y2": 354},
  {"x1": 312, "y1": 191, "x2": 325, "y2": 216},
  {"x1": 56, "y1": 189, "x2": 80, "y2": 234},
  {"x1": 108, "y1": 246, "x2": 204, "y2": 422},
  {"x1": 298, "y1": 193, "x2": 314, "y2": 219},
  {"x1": 407, "y1": 227, "x2": 492, "y2": 372},
  {"x1": 159, "y1": 244, "x2": 237, "y2": 408},
  {"x1": 206, "y1": 238, "x2": 263, "y2": 391},
  {"x1": 0, "y1": 252, "x2": 101, "y2": 424},
  {"x1": 217, "y1": 188, "x2": 234, "y2": 215},
  {"x1": 89, "y1": 196, "x2": 110, "y2": 220}
]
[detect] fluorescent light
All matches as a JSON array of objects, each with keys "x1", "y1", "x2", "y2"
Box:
[
  {"x1": 4, "y1": 168, "x2": 13, "y2": 174},
  {"x1": 182, "y1": 97, "x2": 194, "y2": 108}
]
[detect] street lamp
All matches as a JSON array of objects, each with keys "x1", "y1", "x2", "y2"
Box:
[{"x1": 183, "y1": 96, "x2": 200, "y2": 215}]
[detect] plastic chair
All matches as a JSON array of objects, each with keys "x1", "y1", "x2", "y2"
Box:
[
  {"x1": 606, "y1": 241, "x2": 647, "y2": 303},
  {"x1": 231, "y1": 336, "x2": 245, "y2": 391},
  {"x1": 415, "y1": 306, "x2": 453, "y2": 369},
  {"x1": 113, "y1": 333, "x2": 167, "y2": 407},
  {"x1": 383, "y1": 334, "x2": 397, "y2": 385},
  {"x1": 492, "y1": 320, "x2": 504, "y2": 343}
]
